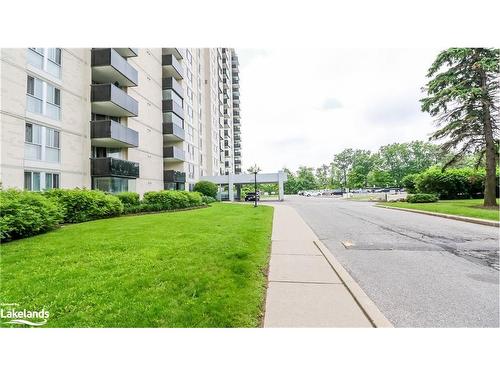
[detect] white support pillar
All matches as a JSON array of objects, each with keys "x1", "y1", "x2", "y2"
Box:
[
  {"x1": 278, "y1": 174, "x2": 285, "y2": 201},
  {"x1": 228, "y1": 175, "x2": 235, "y2": 201}
]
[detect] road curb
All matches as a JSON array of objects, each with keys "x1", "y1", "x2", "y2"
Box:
[
  {"x1": 377, "y1": 205, "x2": 499, "y2": 227},
  {"x1": 313, "y1": 239, "x2": 394, "y2": 328}
]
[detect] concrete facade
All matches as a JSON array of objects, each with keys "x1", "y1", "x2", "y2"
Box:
[{"x1": 0, "y1": 48, "x2": 242, "y2": 195}]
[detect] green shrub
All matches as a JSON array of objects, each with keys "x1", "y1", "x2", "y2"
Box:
[
  {"x1": 193, "y1": 181, "x2": 218, "y2": 198},
  {"x1": 407, "y1": 193, "x2": 439, "y2": 203},
  {"x1": 44, "y1": 189, "x2": 123, "y2": 223},
  {"x1": 201, "y1": 195, "x2": 217, "y2": 204},
  {"x1": 0, "y1": 189, "x2": 64, "y2": 240},
  {"x1": 414, "y1": 167, "x2": 492, "y2": 199},
  {"x1": 115, "y1": 192, "x2": 140, "y2": 207},
  {"x1": 143, "y1": 190, "x2": 204, "y2": 211},
  {"x1": 401, "y1": 174, "x2": 419, "y2": 193}
]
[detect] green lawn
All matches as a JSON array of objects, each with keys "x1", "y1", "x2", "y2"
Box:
[
  {"x1": 0, "y1": 203, "x2": 274, "y2": 328},
  {"x1": 380, "y1": 199, "x2": 499, "y2": 221}
]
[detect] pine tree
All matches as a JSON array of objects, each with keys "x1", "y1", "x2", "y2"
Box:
[{"x1": 421, "y1": 48, "x2": 499, "y2": 206}]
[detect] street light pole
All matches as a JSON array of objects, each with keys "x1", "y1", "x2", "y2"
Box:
[{"x1": 254, "y1": 171, "x2": 258, "y2": 207}]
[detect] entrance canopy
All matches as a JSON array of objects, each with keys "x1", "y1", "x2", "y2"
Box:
[{"x1": 202, "y1": 171, "x2": 288, "y2": 201}]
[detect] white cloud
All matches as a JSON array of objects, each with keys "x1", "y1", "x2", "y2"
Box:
[{"x1": 236, "y1": 48, "x2": 441, "y2": 172}]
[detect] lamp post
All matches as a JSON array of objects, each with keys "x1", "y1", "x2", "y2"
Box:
[{"x1": 253, "y1": 171, "x2": 258, "y2": 207}]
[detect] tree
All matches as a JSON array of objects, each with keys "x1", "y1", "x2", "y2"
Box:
[
  {"x1": 367, "y1": 169, "x2": 393, "y2": 188},
  {"x1": 282, "y1": 168, "x2": 298, "y2": 194},
  {"x1": 421, "y1": 48, "x2": 499, "y2": 206},
  {"x1": 295, "y1": 166, "x2": 318, "y2": 191},
  {"x1": 377, "y1": 141, "x2": 440, "y2": 187},
  {"x1": 193, "y1": 181, "x2": 218, "y2": 198},
  {"x1": 315, "y1": 164, "x2": 332, "y2": 188},
  {"x1": 347, "y1": 150, "x2": 373, "y2": 188},
  {"x1": 332, "y1": 149, "x2": 355, "y2": 190}
]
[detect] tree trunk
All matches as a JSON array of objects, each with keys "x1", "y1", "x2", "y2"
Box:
[{"x1": 480, "y1": 70, "x2": 498, "y2": 207}]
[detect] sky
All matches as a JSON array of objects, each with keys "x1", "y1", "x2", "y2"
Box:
[{"x1": 236, "y1": 48, "x2": 442, "y2": 173}]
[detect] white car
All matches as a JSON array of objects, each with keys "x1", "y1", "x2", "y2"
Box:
[{"x1": 304, "y1": 190, "x2": 322, "y2": 197}]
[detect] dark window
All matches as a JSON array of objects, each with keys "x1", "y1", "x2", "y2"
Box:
[
  {"x1": 25, "y1": 123, "x2": 33, "y2": 142},
  {"x1": 54, "y1": 88, "x2": 60, "y2": 106},
  {"x1": 27, "y1": 76, "x2": 34, "y2": 95},
  {"x1": 53, "y1": 173, "x2": 60, "y2": 188},
  {"x1": 53, "y1": 131, "x2": 60, "y2": 148},
  {"x1": 24, "y1": 171, "x2": 32, "y2": 190}
]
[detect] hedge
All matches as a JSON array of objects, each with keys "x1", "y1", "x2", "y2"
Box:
[
  {"x1": 143, "y1": 190, "x2": 203, "y2": 211},
  {"x1": 407, "y1": 193, "x2": 439, "y2": 203},
  {"x1": 414, "y1": 167, "x2": 491, "y2": 200},
  {"x1": 0, "y1": 189, "x2": 64, "y2": 240},
  {"x1": 1, "y1": 188, "x2": 207, "y2": 242},
  {"x1": 43, "y1": 189, "x2": 124, "y2": 223},
  {"x1": 193, "y1": 181, "x2": 218, "y2": 198},
  {"x1": 115, "y1": 192, "x2": 140, "y2": 207}
]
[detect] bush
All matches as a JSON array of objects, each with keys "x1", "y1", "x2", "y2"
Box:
[
  {"x1": 193, "y1": 181, "x2": 218, "y2": 198},
  {"x1": 143, "y1": 190, "x2": 204, "y2": 211},
  {"x1": 201, "y1": 195, "x2": 217, "y2": 205},
  {"x1": 0, "y1": 189, "x2": 64, "y2": 240},
  {"x1": 414, "y1": 167, "x2": 493, "y2": 200},
  {"x1": 401, "y1": 174, "x2": 419, "y2": 193},
  {"x1": 115, "y1": 192, "x2": 140, "y2": 207},
  {"x1": 407, "y1": 193, "x2": 439, "y2": 203},
  {"x1": 44, "y1": 189, "x2": 123, "y2": 223}
]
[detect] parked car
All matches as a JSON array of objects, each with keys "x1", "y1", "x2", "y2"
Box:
[
  {"x1": 304, "y1": 190, "x2": 322, "y2": 197},
  {"x1": 244, "y1": 192, "x2": 260, "y2": 201}
]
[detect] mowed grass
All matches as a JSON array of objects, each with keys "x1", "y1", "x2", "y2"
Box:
[
  {"x1": 0, "y1": 203, "x2": 274, "y2": 328},
  {"x1": 381, "y1": 199, "x2": 499, "y2": 221}
]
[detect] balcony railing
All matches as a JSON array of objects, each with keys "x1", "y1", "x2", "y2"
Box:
[
  {"x1": 162, "y1": 122, "x2": 185, "y2": 141},
  {"x1": 162, "y1": 48, "x2": 185, "y2": 60},
  {"x1": 91, "y1": 120, "x2": 139, "y2": 148},
  {"x1": 91, "y1": 84, "x2": 138, "y2": 117},
  {"x1": 162, "y1": 54, "x2": 184, "y2": 80},
  {"x1": 162, "y1": 99, "x2": 184, "y2": 119},
  {"x1": 164, "y1": 170, "x2": 186, "y2": 183},
  {"x1": 91, "y1": 48, "x2": 138, "y2": 87},
  {"x1": 163, "y1": 146, "x2": 185, "y2": 161},
  {"x1": 113, "y1": 48, "x2": 138, "y2": 58},
  {"x1": 91, "y1": 157, "x2": 139, "y2": 178},
  {"x1": 162, "y1": 76, "x2": 184, "y2": 98}
]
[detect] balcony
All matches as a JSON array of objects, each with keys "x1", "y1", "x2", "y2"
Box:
[
  {"x1": 91, "y1": 157, "x2": 139, "y2": 178},
  {"x1": 91, "y1": 120, "x2": 139, "y2": 148},
  {"x1": 91, "y1": 84, "x2": 138, "y2": 117},
  {"x1": 223, "y1": 78, "x2": 229, "y2": 88},
  {"x1": 92, "y1": 49, "x2": 138, "y2": 87},
  {"x1": 162, "y1": 48, "x2": 185, "y2": 60},
  {"x1": 162, "y1": 54, "x2": 184, "y2": 80},
  {"x1": 162, "y1": 76, "x2": 184, "y2": 98},
  {"x1": 114, "y1": 48, "x2": 138, "y2": 58},
  {"x1": 163, "y1": 122, "x2": 185, "y2": 142},
  {"x1": 234, "y1": 135, "x2": 241, "y2": 142},
  {"x1": 164, "y1": 170, "x2": 186, "y2": 183},
  {"x1": 163, "y1": 146, "x2": 185, "y2": 162},
  {"x1": 162, "y1": 99, "x2": 184, "y2": 119},
  {"x1": 234, "y1": 159, "x2": 241, "y2": 165},
  {"x1": 234, "y1": 151, "x2": 241, "y2": 157},
  {"x1": 233, "y1": 110, "x2": 240, "y2": 118},
  {"x1": 232, "y1": 79, "x2": 240, "y2": 88},
  {"x1": 234, "y1": 142, "x2": 241, "y2": 149}
]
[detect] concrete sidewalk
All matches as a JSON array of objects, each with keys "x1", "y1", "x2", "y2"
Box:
[{"x1": 263, "y1": 203, "x2": 392, "y2": 327}]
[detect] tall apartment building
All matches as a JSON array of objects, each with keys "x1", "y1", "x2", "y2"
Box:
[{"x1": 0, "y1": 48, "x2": 242, "y2": 195}]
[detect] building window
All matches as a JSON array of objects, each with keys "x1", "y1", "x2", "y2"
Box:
[
  {"x1": 186, "y1": 50, "x2": 193, "y2": 66},
  {"x1": 92, "y1": 177, "x2": 131, "y2": 194},
  {"x1": 27, "y1": 48, "x2": 62, "y2": 78},
  {"x1": 26, "y1": 76, "x2": 61, "y2": 120},
  {"x1": 24, "y1": 123, "x2": 60, "y2": 162},
  {"x1": 24, "y1": 171, "x2": 59, "y2": 191}
]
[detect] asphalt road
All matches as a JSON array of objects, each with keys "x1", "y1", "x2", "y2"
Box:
[{"x1": 284, "y1": 195, "x2": 499, "y2": 327}]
